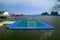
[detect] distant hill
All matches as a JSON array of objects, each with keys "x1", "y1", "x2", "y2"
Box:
[
  {"x1": 41, "y1": 12, "x2": 49, "y2": 15},
  {"x1": 51, "y1": 11, "x2": 59, "y2": 16}
]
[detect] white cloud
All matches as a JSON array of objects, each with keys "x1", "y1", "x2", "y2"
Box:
[
  {"x1": 0, "y1": 0, "x2": 56, "y2": 6},
  {"x1": 0, "y1": 0, "x2": 56, "y2": 8},
  {"x1": 0, "y1": 0, "x2": 57, "y2": 14}
]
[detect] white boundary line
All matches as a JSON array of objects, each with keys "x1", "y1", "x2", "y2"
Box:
[{"x1": 28, "y1": 21, "x2": 36, "y2": 28}]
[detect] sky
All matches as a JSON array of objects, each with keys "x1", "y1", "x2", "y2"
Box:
[
  {"x1": 52, "y1": 0, "x2": 60, "y2": 11},
  {"x1": 0, "y1": 0, "x2": 57, "y2": 15}
]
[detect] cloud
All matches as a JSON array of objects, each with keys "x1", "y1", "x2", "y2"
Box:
[
  {"x1": 0, "y1": 0, "x2": 57, "y2": 14},
  {"x1": 0, "y1": 0, "x2": 56, "y2": 6},
  {"x1": 57, "y1": 0, "x2": 60, "y2": 1}
]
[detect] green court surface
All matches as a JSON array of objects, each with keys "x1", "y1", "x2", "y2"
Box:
[
  {"x1": 9, "y1": 20, "x2": 54, "y2": 30},
  {"x1": 17, "y1": 20, "x2": 45, "y2": 27}
]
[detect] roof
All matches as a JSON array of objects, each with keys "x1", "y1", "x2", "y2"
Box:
[{"x1": 0, "y1": 11, "x2": 10, "y2": 16}]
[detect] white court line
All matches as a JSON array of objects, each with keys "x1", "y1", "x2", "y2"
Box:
[{"x1": 28, "y1": 21, "x2": 36, "y2": 28}]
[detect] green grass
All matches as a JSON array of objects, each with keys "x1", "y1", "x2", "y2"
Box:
[{"x1": 17, "y1": 20, "x2": 45, "y2": 27}]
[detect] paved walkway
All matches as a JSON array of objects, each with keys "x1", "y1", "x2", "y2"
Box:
[{"x1": 0, "y1": 23, "x2": 3, "y2": 27}]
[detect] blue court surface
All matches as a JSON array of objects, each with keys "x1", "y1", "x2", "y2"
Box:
[{"x1": 9, "y1": 20, "x2": 54, "y2": 30}]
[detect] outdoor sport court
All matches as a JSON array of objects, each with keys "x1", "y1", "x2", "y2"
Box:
[{"x1": 9, "y1": 20, "x2": 54, "y2": 30}]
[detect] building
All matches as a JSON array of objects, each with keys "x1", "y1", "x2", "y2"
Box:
[
  {"x1": 0, "y1": 11, "x2": 10, "y2": 22},
  {"x1": 0, "y1": 11, "x2": 10, "y2": 17},
  {"x1": 11, "y1": 14, "x2": 24, "y2": 17}
]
